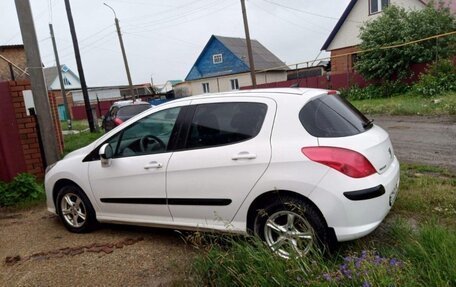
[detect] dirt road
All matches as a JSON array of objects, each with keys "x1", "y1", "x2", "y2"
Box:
[
  {"x1": 373, "y1": 115, "x2": 456, "y2": 173},
  {"x1": 0, "y1": 207, "x2": 193, "y2": 286}
]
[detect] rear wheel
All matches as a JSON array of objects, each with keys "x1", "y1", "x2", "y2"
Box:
[
  {"x1": 56, "y1": 185, "x2": 97, "y2": 233},
  {"x1": 253, "y1": 196, "x2": 330, "y2": 258}
]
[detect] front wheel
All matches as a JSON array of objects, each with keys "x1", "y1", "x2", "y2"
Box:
[
  {"x1": 56, "y1": 185, "x2": 97, "y2": 233},
  {"x1": 253, "y1": 196, "x2": 331, "y2": 258}
]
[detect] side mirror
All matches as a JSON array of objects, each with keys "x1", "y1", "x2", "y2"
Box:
[{"x1": 99, "y1": 143, "x2": 113, "y2": 167}]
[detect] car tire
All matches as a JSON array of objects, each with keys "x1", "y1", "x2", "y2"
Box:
[
  {"x1": 253, "y1": 196, "x2": 331, "y2": 258},
  {"x1": 56, "y1": 185, "x2": 97, "y2": 233}
]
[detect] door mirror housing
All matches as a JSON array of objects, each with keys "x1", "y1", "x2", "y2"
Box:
[{"x1": 99, "y1": 143, "x2": 113, "y2": 167}]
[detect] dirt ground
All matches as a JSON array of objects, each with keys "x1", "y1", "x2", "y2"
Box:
[
  {"x1": 373, "y1": 115, "x2": 456, "y2": 173},
  {"x1": 0, "y1": 207, "x2": 194, "y2": 286},
  {"x1": 1, "y1": 115, "x2": 455, "y2": 286}
]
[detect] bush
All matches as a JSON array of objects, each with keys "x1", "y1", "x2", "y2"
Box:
[
  {"x1": 413, "y1": 60, "x2": 456, "y2": 97},
  {"x1": 340, "y1": 81, "x2": 409, "y2": 100},
  {"x1": 0, "y1": 173, "x2": 44, "y2": 207}
]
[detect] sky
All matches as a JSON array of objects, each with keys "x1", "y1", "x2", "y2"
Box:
[{"x1": 0, "y1": 0, "x2": 351, "y2": 87}]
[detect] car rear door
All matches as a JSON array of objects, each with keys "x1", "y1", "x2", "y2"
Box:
[{"x1": 166, "y1": 97, "x2": 276, "y2": 228}]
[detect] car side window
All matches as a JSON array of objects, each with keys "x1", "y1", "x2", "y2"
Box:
[
  {"x1": 110, "y1": 106, "x2": 118, "y2": 118},
  {"x1": 110, "y1": 107, "x2": 181, "y2": 158},
  {"x1": 186, "y1": 102, "x2": 267, "y2": 149}
]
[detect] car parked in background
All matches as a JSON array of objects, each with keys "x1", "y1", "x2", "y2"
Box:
[
  {"x1": 45, "y1": 88, "x2": 400, "y2": 258},
  {"x1": 101, "y1": 100, "x2": 152, "y2": 132}
]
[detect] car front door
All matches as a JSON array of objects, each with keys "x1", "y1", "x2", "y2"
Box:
[
  {"x1": 166, "y1": 97, "x2": 276, "y2": 228},
  {"x1": 88, "y1": 104, "x2": 186, "y2": 224}
]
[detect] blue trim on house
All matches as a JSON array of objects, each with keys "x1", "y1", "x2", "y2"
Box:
[{"x1": 185, "y1": 35, "x2": 250, "y2": 81}]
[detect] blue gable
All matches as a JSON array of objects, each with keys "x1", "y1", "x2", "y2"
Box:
[{"x1": 185, "y1": 36, "x2": 250, "y2": 81}]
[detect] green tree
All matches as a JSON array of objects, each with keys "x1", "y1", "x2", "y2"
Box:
[{"x1": 355, "y1": 4, "x2": 456, "y2": 80}]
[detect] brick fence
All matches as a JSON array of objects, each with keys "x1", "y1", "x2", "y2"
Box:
[{"x1": 0, "y1": 80, "x2": 63, "y2": 181}]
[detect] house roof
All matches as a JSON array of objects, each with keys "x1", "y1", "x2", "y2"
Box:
[
  {"x1": 320, "y1": 0, "x2": 443, "y2": 51},
  {"x1": 43, "y1": 65, "x2": 80, "y2": 88},
  {"x1": 214, "y1": 35, "x2": 288, "y2": 71},
  {"x1": 43, "y1": 65, "x2": 62, "y2": 88}
]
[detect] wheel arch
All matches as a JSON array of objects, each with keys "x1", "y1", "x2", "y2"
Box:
[
  {"x1": 53, "y1": 179, "x2": 87, "y2": 211},
  {"x1": 246, "y1": 190, "x2": 329, "y2": 234}
]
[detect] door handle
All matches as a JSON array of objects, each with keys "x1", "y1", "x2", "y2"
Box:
[
  {"x1": 232, "y1": 152, "x2": 257, "y2": 160},
  {"x1": 144, "y1": 161, "x2": 163, "y2": 169}
]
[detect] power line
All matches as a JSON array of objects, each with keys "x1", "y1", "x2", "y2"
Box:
[
  {"x1": 123, "y1": 0, "x2": 226, "y2": 30},
  {"x1": 126, "y1": 1, "x2": 237, "y2": 34},
  {"x1": 262, "y1": 0, "x2": 362, "y2": 23},
  {"x1": 250, "y1": 1, "x2": 330, "y2": 34}
]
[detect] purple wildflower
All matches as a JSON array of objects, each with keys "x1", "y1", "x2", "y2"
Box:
[
  {"x1": 362, "y1": 281, "x2": 372, "y2": 287},
  {"x1": 323, "y1": 273, "x2": 332, "y2": 282},
  {"x1": 355, "y1": 258, "x2": 362, "y2": 268},
  {"x1": 374, "y1": 255, "x2": 382, "y2": 265},
  {"x1": 389, "y1": 258, "x2": 400, "y2": 266}
]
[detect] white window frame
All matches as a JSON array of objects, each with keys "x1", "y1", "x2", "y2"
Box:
[
  {"x1": 202, "y1": 82, "x2": 210, "y2": 93},
  {"x1": 212, "y1": 54, "x2": 223, "y2": 64},
  {"x1": 230, "y1": 79, "x2": 239, "y2": 90},
  {"x1": 369, "y1": 0, "x2": 389, "y2": 15}
]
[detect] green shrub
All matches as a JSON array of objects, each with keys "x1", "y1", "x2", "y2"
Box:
[
  {"x1": 0, "y1": 173, "x2": 44, "y2": 207},
  {"x1": 340, "y1": 81, "x2": 409, "y2": 100},
  {"x1": 413, "y1": 60, "x2": 456, "y2": 97}
]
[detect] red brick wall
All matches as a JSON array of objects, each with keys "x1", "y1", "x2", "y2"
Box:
[
  {"x1": 330, "y1": 46, "x2": 359, "y2": 75},
  {"x1": 0, "y1": 80, "x2": 63, "y2": 181},
  {"x1": 0, "y1": 46, "x2": 28, "y2": 81}
]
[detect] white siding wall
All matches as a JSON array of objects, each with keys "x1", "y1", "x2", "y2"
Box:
[
  {"x1": 327, "y1": 0, "x2": 426, "y2": 51},
  {"x1": 72, "y1": 88, "x2": 121, "y2": 104},
  {"x1": 188, "y1": 71, "x2": 287, "y2": 96},
  {"x1": 49, "y1": 71, "x2": 81, "y2": 90}
]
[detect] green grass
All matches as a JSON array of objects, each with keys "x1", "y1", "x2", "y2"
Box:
[
  {"x1": 351, "y1": 91, "x2": 456, "y2": 115},
  {"x1": 190, "y1": 164, "x2": 456, "y2": 286},
  {"x1": 63, "y1": 131, "x2": 103, "y2": 155}
]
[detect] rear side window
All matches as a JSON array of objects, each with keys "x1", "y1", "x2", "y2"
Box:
[
  {"x1": 186, "y1": 102, "x2": 267, "y2": 149},
  {"x1": 299, "y1": 94, "x2": 372, "y2": 137},
  {"x1": 117, "y1": 104, "x2": 151, "y2": 118}
]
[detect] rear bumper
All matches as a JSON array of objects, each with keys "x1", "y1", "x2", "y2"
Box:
[{"x1": 309, "y1": 156, "x2": 400, "y2": 242}]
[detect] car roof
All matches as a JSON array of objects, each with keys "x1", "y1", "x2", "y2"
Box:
[
  {"x1": 112, "y1": 100, "x2": 151, "y2": 108},
  {"x1": 167, "y1": 88, "x2": 330, "y2": 106}
]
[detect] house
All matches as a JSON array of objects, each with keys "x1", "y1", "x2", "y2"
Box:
[
  {"x1": 43, "y1": 64, "x2": 81, "y2": 91},
  {"x1": 154, "y1": 80, "x2": 183, "y2": 94},
  {"x1": 0, "y1": 44, "x2": 28, "y2": 81},
  {"x1": 43, "y1": 65, "x2": 81, "y2": 120},
  {"x1": 184, "y1": 35, "x2": 288, "y2": 95},
  {"x1": 287, "y1": 61, "x2": 330, "y2": 81},
  {"x1": 321, "y1": 0, "x2": 433, "y2": 75}
]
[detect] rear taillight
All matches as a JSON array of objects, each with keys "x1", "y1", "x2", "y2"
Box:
[
  {"x1": 114, "y1": 117, "x2": 124, "y2": 126},
  {"x1": 302, "y1": 147, "x2": 376, "y2": 178}
]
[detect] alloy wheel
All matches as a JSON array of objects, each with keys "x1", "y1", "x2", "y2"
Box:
[
  {"x1": 60, "y1": 193, "x2": 87, "y2": 228},
  {"x1": 264, "y1": 210, "x2": 315, "y2": 258}
]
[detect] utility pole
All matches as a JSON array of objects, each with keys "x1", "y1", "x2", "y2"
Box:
[
  {"x1": 104, "y1": 3, "x2": 135, "y2": 100},
  {"x1": 14, "y1": 0, "x2": 60, "y2": 165},
  {"x1": 240, "y1": 0, "x2": 256, "y2": 88},
  {"x1": 64, "y1": 0, "x2": 96, "y2": 132},
  {"x1": 49, "y1": 23, "x2": 72, "y2": 130}
]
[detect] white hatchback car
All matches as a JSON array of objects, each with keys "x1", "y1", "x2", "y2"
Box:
[{"x1": 45, "y1": 88, "x2": 400, "y2": 258}]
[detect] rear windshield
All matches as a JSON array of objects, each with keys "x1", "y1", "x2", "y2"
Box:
[
  {"x1": 117, "y1": 104, "x2": 150, "y2": 119},
  {"x1": 299, "y1": 94, "x2": 372, "y2": 137}
]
